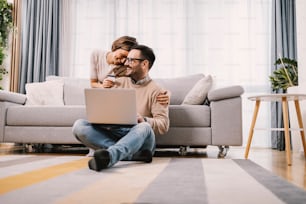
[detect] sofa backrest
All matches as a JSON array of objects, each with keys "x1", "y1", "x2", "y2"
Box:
[
  {"x1": 46, "y1": 76, "x2": 90, "y2": 105},
  {"x1": 47, "y1": 74, "x2": 204, "y2": 105}
]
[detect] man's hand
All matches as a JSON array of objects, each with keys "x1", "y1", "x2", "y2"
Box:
[
  {"x1": 102, "y1": 80, "x2": 114, "y2": 88},
  {"x1": 102, "y1": 76, "x2": 115, "y2": 88},
  {"x1": 137, "y1": 114, "x2": 146, "y2": 123}
]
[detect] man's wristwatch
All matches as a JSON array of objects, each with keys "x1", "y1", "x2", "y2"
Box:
[{"x1": 143, "y1": 117, "x2": 148, "y2": 122}]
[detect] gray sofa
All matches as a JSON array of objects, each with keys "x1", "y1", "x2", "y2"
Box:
[{"x1": 0, "y1": 74, "x2": 244, "y2": 157}]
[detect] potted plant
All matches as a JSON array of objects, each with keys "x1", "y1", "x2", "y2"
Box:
[
  {"x1": 269, "y1": 57, "x2": 299, "y2": 151},
  {"x1": 269, "y1": 57, "x2": 298, "y2": 92},
  {"x1": 0, "y1": 0, "x2": 13, "y2": 90}
]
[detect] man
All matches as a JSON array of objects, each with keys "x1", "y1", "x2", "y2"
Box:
[{"x1": 72, "y1": 44, "x2": 169, "y2": 171}]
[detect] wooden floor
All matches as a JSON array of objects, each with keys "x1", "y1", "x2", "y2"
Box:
[
  {"x1": 217, "y1": 146, "x2": 306, "y2": 191},
  {"x1": 1, "y1": 143, "x2": 305, "y2": 190}
]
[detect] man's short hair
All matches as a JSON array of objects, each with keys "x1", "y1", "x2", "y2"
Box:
[{"x1": 131, "y1": 45, "x2": 155, "y2": 69}]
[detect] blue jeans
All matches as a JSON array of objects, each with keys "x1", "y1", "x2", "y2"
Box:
[{"x1": 72, "y1": 119, "x2": 155, "y2": 167}]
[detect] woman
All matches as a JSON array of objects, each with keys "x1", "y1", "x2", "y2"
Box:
[{"x1": 90, "y1": 36, "x2": 137, "y2": 88}]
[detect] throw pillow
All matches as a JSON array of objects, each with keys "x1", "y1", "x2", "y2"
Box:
[
  {"x1": 182, "y1": 75, "x2": 213, "y2": 105},
  {"x1": 25, "y1": 80, "x2": 64, "y2": 105}
]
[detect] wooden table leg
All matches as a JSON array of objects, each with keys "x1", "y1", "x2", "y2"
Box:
[
  {"x1": 245, "y1": 100, "x2": 260, "y2": 159},
  {"x1": 282, "y1": 97, "x2": 292, "y2": 166},
  {"x1": 294, "y1": 100, "x2": 306, "y2": 158}
]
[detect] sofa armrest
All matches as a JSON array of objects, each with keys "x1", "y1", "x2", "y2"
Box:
[
  {"x1": 210, "y1": 96, "x2": 243, "y2": 146},
  {"x1": 208, "y1": 85, "x2": 244, "y2": 101},
  {"x1": 0, "y1": 91, "x2": 26, "y2": 142},
  {"x1": 0, "y1": 90, "x2": 27, "y2": 105},
  {"x1": 207, "y1": 86, "x2": 244, "y2": 146},
  {"x1": 0, "y1": 101, "x2": 24, "y2": 142}
]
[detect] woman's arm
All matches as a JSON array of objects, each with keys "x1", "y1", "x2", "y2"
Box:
[
  {"x1": 90, "y1": 79, "x2": 104, "y2": 88},
  {"x1": 157, "y1": 91, "x2": 170, "y2": 105}
]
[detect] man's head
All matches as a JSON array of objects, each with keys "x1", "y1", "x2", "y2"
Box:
[
  {"x1": 111, "y1": 36, "x2": 138, "y2": 65},
  {"x1": 124, "y1": 45, "x2": 156, "y2": 81}
]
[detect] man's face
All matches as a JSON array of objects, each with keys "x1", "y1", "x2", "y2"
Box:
[
  {"x1": 124, "y1": 49, "x2": 145, "y2": 78},
  {"x1": 112, "y1": 49, "x2": 129, "y2": 65}
]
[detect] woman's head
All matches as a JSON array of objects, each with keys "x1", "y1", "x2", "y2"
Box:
[
  {"x1": 111, "y1": 36, "x2": 138, "y2": 65},
  {"x1": 111, "y1": 36, "x2": 138, "y2": 52}
]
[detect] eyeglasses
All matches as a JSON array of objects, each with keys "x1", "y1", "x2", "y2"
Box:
[{"x1": 125, "y1": 57, "x2": 145, "y2": 64}]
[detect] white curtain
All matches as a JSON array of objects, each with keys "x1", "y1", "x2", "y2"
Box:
[{"x1": 60, "y1": 0, "x2": 273, "y2": 147}]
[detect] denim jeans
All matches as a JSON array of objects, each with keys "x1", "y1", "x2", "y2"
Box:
[{"x1": 72, "y1": 119, "x2": 155, "y2": 167}]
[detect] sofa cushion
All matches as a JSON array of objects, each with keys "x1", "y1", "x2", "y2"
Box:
[
  {"x1": 6, "y1": 104, "x2": 210, "y2": 127},
  {"x1": 6, "y1": 106, "x2": 86, "y2": 126},
  {"x1": 25, "y1": 80, "x2": 64, "y2": 106},
  {"x1": 155, "y1": 74, "x2": 204, "y2": 105},
  {"x1": 182, "y1": 75, "x2": 213, "y2": 105},
  {"x1": 168, "y1": 105, "x2": 210, "y2": 127}
]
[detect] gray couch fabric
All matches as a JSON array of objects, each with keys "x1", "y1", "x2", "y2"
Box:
[{"x1": 0, "y1": 74, "x2": 244, "y2": 150}]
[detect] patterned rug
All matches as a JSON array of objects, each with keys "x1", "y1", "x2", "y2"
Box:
[{"x1": 0, "y1": 155, "x2": 305, "y2": 204}]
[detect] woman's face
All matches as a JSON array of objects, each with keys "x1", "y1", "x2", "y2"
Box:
[{"x1": 112, "y1": 49, "x2": 129, "y2": 65}]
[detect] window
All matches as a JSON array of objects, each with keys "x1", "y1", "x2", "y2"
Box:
[{"x1": 61, "y1": 0, "x2": 272, "y2": 147}]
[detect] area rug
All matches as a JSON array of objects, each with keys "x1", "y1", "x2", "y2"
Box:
[{"x1": 0, "y1": 155, "x2": 305, "y2": 204}]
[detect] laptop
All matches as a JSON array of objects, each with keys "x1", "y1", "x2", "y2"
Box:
[{"x1": 84, "y1": 88, "x2": 137, "y2": 125}]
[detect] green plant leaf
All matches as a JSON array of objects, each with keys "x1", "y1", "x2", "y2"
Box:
[
  {"x1": 269, "y1": 57, "x2": 298, "y2": 91},
  {"x1": 0, "y1": 0, "x2": 13, "y2": 87}
]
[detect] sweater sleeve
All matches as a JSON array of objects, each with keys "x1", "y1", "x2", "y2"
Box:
[
  {"x1": 90, "y1": 50, "x2": 111, "y2": 82},
  {"x1": 146, "y1": 90, "x2": 170, "y2": 135},
  {"x1": 116, "y1": 77, "x2": 170, "y2": 135}
]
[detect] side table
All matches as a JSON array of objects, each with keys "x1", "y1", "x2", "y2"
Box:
[{"x1": 244, "y1": 94, "x2": 306, "y2": 166}]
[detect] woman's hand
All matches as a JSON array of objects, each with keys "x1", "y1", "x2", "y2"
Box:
[
  {"x1": 157, "y1": 91, "x2": 170, "y2": 105},
  {"x1": 112, "y1": 65, "x2": 127, "y2": 77}
]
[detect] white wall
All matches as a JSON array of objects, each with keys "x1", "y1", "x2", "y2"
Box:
[
  {"x1": 288, "y1": 0, "x2": 306, "y2": 152},
  {"x1": 296, "y1": 0, "x2": 306, "y2": 82}
]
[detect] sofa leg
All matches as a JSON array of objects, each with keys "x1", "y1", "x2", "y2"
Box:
[
  {"x1": 179, "y1": 146, "x2": 189, "y2": 156},
  {"x1": 23, "y1": 144, "x2": 50, "y2": 153},
  {"x1": 218, "y1": 145, "x2": 229, "y2": 158},
  {"x1": 22, "y1": 144, "x2": 32, "y2": 152}
]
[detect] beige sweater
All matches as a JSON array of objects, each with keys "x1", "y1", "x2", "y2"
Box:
[
  {"x1": 114, "y1": 77, "x2": 169, "y2": 135},
  {"x1": 90, "y1": 50, "x2": 111, "y2": 83}
]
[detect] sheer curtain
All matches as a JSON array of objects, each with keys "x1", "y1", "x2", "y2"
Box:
[{"x1": 60, "y1": 0, "x2": 272, "y2": 147}]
